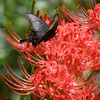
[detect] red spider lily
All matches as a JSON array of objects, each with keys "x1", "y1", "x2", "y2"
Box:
[
  {"x1": 22, "y1": 21, "x2": 100, "y2": 77},
  {"x1": 0, "y1": 59, "x2": 99, "y2": 100},
  {"x1": 87, "y1": 4, "x2": 100, "y2": 31},
  {"x1": 58, "y1": 0, "x2": 100, "y2": 33},
  {"x1": 1, "y1": 0, "x2": 100, "y2": 100}
]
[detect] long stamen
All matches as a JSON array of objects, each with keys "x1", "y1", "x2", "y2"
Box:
[
  {"x1": 18, "y1": 58, "x2": 31, "y2": 79},
  {"x1": 5, "y1": 63, "x2": 30, "y2": 82},
  {"x1": 6, "y1": 26, "x2": 19, "y2": 41},
  {"x1": 9, "y1": 23, "x2": 22, "y2": 40}
]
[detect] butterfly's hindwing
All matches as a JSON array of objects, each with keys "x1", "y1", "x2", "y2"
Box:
[{"x1": 25, "y1": 14, "x2": 50, "y2": 33}]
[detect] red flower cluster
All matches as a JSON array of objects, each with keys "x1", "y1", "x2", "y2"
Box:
[
  {"x1": 1, "y1": 1, "x2": 100, "y2": 100},
  {"x1": 87, "y1": 3, "x2": 100, "y2": 31}
]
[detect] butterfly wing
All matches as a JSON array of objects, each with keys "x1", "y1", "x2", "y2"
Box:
[
  {"x1": 47, "y1": 14, "x2": 59, "y2": 32},
  {"x1": 25, "y1": 14, "x2": 50, "y2": 34},
  {"x1": 37, "y1": 14, "x2": 59, "y2": 44}
]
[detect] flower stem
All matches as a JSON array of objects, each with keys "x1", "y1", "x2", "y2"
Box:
[
  {"x1": 20, "y1": 95, "x2": 25, "y2": 100},
  {"x1": 28, "y1": 0, "x2": 37, "y2": 33},
  {"x1": 31, "y1": 0, "x2": 37, "y2": 14},
  {"x1": 20, "y1": 1, "x2": 36, "y2": 100},
  {"x1": 26, "y1": 94, "x2": 31, "y2": 100}
]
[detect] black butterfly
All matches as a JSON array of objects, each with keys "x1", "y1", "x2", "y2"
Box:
[{"x1": 19, "y1": 13, "x2": 59, "y2": 47}]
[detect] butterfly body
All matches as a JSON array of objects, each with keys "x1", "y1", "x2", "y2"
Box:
[
  {"x1": 28, "y1": 30, "x2": 45, "y2": 46},
  {"x1": 19, "y1": 13, "x2": 59, "y2": 47}
]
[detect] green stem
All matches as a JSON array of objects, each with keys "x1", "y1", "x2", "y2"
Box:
[
  {"x1": 31, "y1": 0, "x2": 37, "y2": 14},
  {"x1": 28, "y1": 0, "x2": 37, "y2": 33},
  {"x1": 20, "y1": 94, "x2": 25, "y2": 100},
  {"x1": 20, "y1": 0, "x2": 36, "y2": 100},
  {"x1": 26, "y1": 94, "x2": 31, "y2": 100}
]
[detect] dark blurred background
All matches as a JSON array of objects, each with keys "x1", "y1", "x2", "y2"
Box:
[{"x1": 0, "y1": 0, "x2": 100, "y2": 100}]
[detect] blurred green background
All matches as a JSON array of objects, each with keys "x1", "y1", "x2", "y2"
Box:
[{"x1": 0, "y1": 0, "x2": 100, "y2": 100}]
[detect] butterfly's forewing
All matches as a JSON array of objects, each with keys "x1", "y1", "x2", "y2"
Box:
[
  {"x1": 37, "y1": 14, "x2": 59, "y2": 44},
  {"x1": 25, "y1": 14, "x2": 50, "y2": 34}
]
